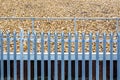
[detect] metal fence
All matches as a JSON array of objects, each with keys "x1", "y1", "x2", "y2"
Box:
[
  {"x1": 0, "y1": 17, "x2": 119, "y2": 32},
  {"x1": 0, "y1": 30, "x2": 120, "y2": 80}
]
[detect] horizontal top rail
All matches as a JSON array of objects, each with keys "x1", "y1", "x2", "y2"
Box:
[
  {"x1": 0, "y1": 17, "x2": 119, "y2": 20},
  {"x1": 1, "y1": 52, "x2": 118, "y2": 60}
]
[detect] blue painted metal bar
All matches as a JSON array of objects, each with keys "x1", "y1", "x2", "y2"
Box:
[
  {"x1": 82, "y1": 33, "x2": 85, "y2": 80},
  {"x1": 75, "y1": 32, "x2": 78, "y2": 80},
  {"x1": 41, "y1": 32, "x2": 44, "y2": 80},
  {"x1": 103, "y1": 33, "x2": 106, "y2": 80},
  {"x1": 1, "y1": 53, "x2": 118, "y2": 60},
  {"x1": 117, "y1": 32, "x2": 120, "y2": 80},
  {"x1": 13, "y1": 31, "x2": 17, "y2": 80},
  {"x1": 48, "y1": 32, "x2": 51, "y2": 80},
  {"x1": 0, "y1": 31, "x2": 4, "y2": 80},
  {"x1": 89, "y1": 33, "x2": 92, "y2": 80},
  {"x1": 20, "y1": 30, "x2": 24, "y2": 80},
  {"x1": 96, "y1": 33, "x2": 99, "y2": 80},
  {"x1": 27, "y1": 31, "x2": 31, "y2": 80},
  {"x1": 68, "y1": 33, "x2": 71, "y2": 80},
  {"x1": 34, "y1": 32, "x2": 37, "y2": 80},
  {"x1": 7, "y1": 31, "x2": 10, "y2": 80},
  {"x1": 61, "y1": 32, "x2": 64, "y2": 80},
  {"x1": 110, "y1": 33, "x2": 113, "y2": 80},
  {"x1": 54, "y1": 32, "x2": 58, "y2": 80}
]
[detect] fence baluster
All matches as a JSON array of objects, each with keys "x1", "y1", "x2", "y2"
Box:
[
  {"x1": 89, "y1": 33, "x2": 92, "y2": 80},
  {"x1": 103, "y1": 33, "x2": 106, "y2": 80},
  {"x1": 48, "y1": 32, "x2": 51, "y2": 80},
  {"x1": 7, "y1": 31, "x2": 10, "y2": 80},
  {"x1": 13, "y1": 31, "x2": 17, "y2": 80},
  {"x1": 0, "y1": 31, "x2": 3, "y2": 80},
  {"x1": 27, "y1": 31, "x2": 31, "y2": 80},
  {"x1": 34, "y1": 32, "x2": 37, "y2": 80},
  {"x1": 117, "y1": 32, "x2": 120, "y2": 80},
  {"x1": 61, "y1": 32, "x2": 64, "y2": 80},
  {"x1": 41, "y1": 32, "x2": 44, "y2": 80},
  {"x1": 82, "y1": 33, "x2": 85, "y2": 80},
  {"x1": 75, "y1": 32, "x2": 78, "y2": 80},
  {"x1": 110, "y1": 33, "x2": 113, "y2": 80},
  {"x1": 96, "y1": 33, "x2": 99, "y2": 80},
  {"x1": 68, "y1": 33, "x2": 71, "y2": 80},
  {"x1": 54, "y1": 32, "x2": 58, "y2": 80},
  {"x1": 20, "y1": 30, "x2": 24, "y2": 80}
]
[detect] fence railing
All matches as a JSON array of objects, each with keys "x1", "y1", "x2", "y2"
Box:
[
  {"x1": 0, "y1": 17, "x2": 119, "y2": 32},
  {"x1": 0, "y1": 31, "x2": 120, "y2": 80}
]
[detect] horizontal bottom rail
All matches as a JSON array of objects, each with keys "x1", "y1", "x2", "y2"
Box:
[{"x1": 1, "y1": 52, "x2": 117, "y2": 60}]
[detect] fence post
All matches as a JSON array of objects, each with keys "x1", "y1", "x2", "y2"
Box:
[
  {"x1": 7, "y1": 31, "x2": 10, "y2": 80},
  {"x1": 89, "y1": 33, "x2": 92, "y2": 80},
  {"x1": 0, "y1": 31, "x2": 4, "y2": 80},
  {"x1": 20, "y1": 30, "x2": 24, "y2": 80},
  {"x1": 13, "y1": 31, "x2": 17, "y2": 80},
  {"x1": 41, "y1": 32, "x2": 44, "y2": 80},
  {"x1": 54, "y1": 32, "x2": 58, "y2": 80},
  {"x1": 117, "y1": 32, "x2": 120, "y2": 80},
  {"x1": 61, "y1": 32, "x2": 64, "y2": 80},
  {"x1": 96, "y1": 33, "x2": 99, "y2": 80},
  {"x1": 110, "y1": 33, "x2": 113, "y2": 80},
  {"x1": 48, "y1": 32, "x2": 51, "y2": 80},
  {"x1": 103, "y1": 33, "x2": 106, "y2": 80},
  {"x1": 27, "y1": 31, "x2": 31, "y2": 80},
  {"x1": 75, "y1": 32, "x2": 78, "y2": 80},
  {"x1": 68, "y1": 32, "x2": 71, "y2": 80},
  {"x1": 82, "y1": 33, "x2": 85, "y2": 80},
  {"x1": 33, "y1": 31, "x2": 37, "y2": 80}
]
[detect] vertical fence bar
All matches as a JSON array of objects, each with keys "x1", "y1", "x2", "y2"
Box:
[
  {"x1": 82, "y1": 33, "x2": 85, "y2": 80},
  {"x1": 13, "y1": 31, "x2": 17, "y2": 80},
  {"x1": 7, "y1": 31, "x2": 10, "y2": 80},
  {"x1": 74, "y1": 17, "x2": 77, "y2": 32},
  {"x1": 54, "y1": 32, "x2": 58, "y2": 80},
  {"x1": 75, "y1": 32, "x2": 78, "y2": 80},
  {"x1": 96, "y1": 33, "x2": 99, "y2": 80},
  {"x1": 41, "y1": 32, "x2": 44, "y2": 80},
  {"x1": 48, "y1": 32, "x2": 51, "y2": 80},
  {"x1": 61, "y1": 32, "x2": 64, "y2": 80},
  {"x1": 34, "y1": 32, "x2": 37, "y2": 80},
  {"x1": 103, "y1": 33, "x2": 106, "y2": 80},
  {"x1": 68, "y1": 33, "x2": 71, "y2": 80},
  {"x1": 27, "y1": 31, "x2": 31, "y2": 80},
  {"x1": 110, "y1": 33, "x2": 113, "y2": 80},
  {"x1": 0, "y1": 31, "x2": 3, "y2": 80},
  {"x1": 89, "y1": 33, "x2": 92, "y2": 80},
  {"x1": 20, "y1": 30, "x2": 24, "y2": 80},
  {"x1": 117, "y1": 32, "x2": 120, "y2": 80}
]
